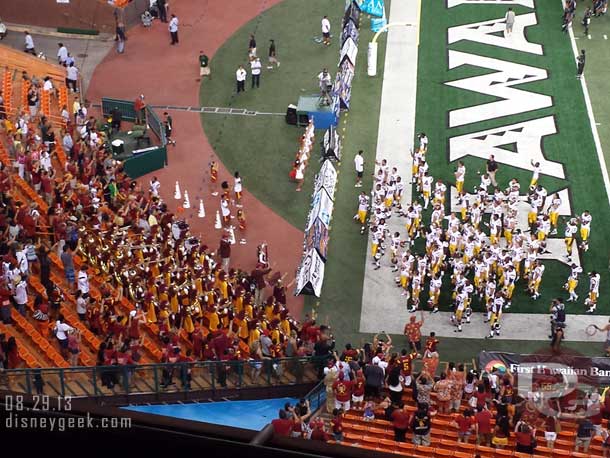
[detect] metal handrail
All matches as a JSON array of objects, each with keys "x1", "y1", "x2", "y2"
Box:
[{"x1": 0, "y1": 355, "x2": 331, "y2": 398}]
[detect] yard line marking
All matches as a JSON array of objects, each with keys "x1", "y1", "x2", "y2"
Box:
[
  {"x1": 604, "y1": 34, "x2": 608, "y2": 40},
  {"x1": 564, "y1": 0, "x2": 610, "y2": 206},
  {"x1": 588, "y1": 34, "x2": 592, "y2": 40}
]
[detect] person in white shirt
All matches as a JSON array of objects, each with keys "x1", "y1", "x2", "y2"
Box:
[
  {"x1": 12, "y1": 276, "x2": 28, "y2": 316},
  {"x1": 77, "y1": 265, "x2": 90, "y2": 295},
  {"x1": 354, "y1": 150, "x2": 364, "y2": 187},
  {"x1": 505, "y1": 7, "x2": 516, "y2": 36},
  {"x1": 321, "y1": 15, "x2": 331, "y2": 46},
  {"x1": 250, "y1": 57, "x2": 262, "y2": 88},
  {"x1": 66, "y1": 63, "x2": 79, "y2": 93},
  {"x1": 42, "y1": 76, "x2": 56, "y2": 99},
  {"x1": 236, "y1": 65, "x2": 247, "y2": 93},
  {"x1": 150, "y1": 176, "x2": 161, "y2": 197},
  {"x1": 24, "y1": 31, "x2": 36, "y2": 55},
  {"x1": 169, "y1": 14, "x2": 179, "y2": 45},
  {"x1": 57, "y1": 42, "x2": 68, "y2": 65},
  {"x1": 0, "y1": 18, "x2": 6, "y2": 40},
  {"x1": 54, "y1": 314, "x2": 74, "y2": 356}
]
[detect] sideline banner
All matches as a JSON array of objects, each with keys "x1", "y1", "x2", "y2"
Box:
[
  {"x1": 294, "y1": 249, "x2": 325, "y2": 297},
  {"x1": 478, "y1": 351, "x2": 610, "y2": 387}
]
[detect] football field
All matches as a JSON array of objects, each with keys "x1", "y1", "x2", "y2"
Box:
[{"x1": 196, "y1": 0, "x2": 610, "y2": 359}]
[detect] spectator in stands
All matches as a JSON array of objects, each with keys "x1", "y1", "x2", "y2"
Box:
[
  {"x1": 574, "y1": 416, "x2": 595, "y2": 453},
  {"x1": 331, "y1": 408, "x2": 344, "y2": 442},
  {"x1": 67, "y1": 329, "x2": 81, "y2": 366},
  {"x1": 43, "y1": 76, "x2": 57, "y2": 100},
  {"x1": 66, "y1": 63, "x2": 79, "y2": 93},
  {"x1": 75, "y1": 289, "x2": 87, "y2": 321},
  {"x1": 77, "y1": 264, "x2": 90, "y2": 297},
  {"x1": 24, "y1": 31, "x2": 36, "y2": 55},
  {"x1": 415, "y1": 371, "x2": 433, "y2": 406},
  {"x1": 333, "y1": 371, "x2": 352, "y2": 411},
  {"x1": 32, "y1": 293, "x2": 49, "y2": 334},
  {"x1": 447, "y1": 362, "x2": 465, "y2": 413},
  {"x1": 37, "y1": 244, "x2": 51, "y2": 289},
  {"x1": 514, "y1": 419, "x2": 536, "y2": 453},
  {"x1": 387, "y1": 365, "x2": 403, "y2": 405},
  {"x1": 391, "y1": 402, "x2": 410, "y2": 442},
  {"x1": 475, "y1": 405, "x2": 493, "y2": 446},
  {"x1": 364, "y1": 358, "x2": 384, "y2": 399},
  {"x1": 60, "y1": 244, "x2": 75, "y2": 292},
  {"x1": 309, "y1": 418, "x2": 330, "y2": 442},
  {"x1": 0, "y1": 90, "x2": 5, "y2": 120},
  {"x1": 492, "y1": 410, "x2": 511, "y2": 449},
  {"x1": 453, "y1": 408, "x2": 475, "y2": 443},
  {"x1": 54, "y1": 314, "x2": 74, "y2": 358},
  {"x1": 411, "y1": 403, "x2": 432, "y2": 446},
  {"x1": 27, "y1": 86, "x2": 39, "y2": 118},
  {"x1": 12, "y1": 274, "x2": 28, "y2": 316},
  {"x1": 543, "y1": 410, "x2": 560, "y2": 449},
  {"x1": 433, "y1": 372, "x2": 452, "y2": 414},
  {"x1": 6, "y1": 336, "x2": 21, "y2": 369}
]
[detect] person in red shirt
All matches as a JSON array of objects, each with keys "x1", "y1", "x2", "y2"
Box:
[
  {"x1": 271, "y1": 409, "x2": 293, "y2": 437},
  {"x1": 340, "y1": 343, "x2": 359, "y2": 363},
  {"x1": 332, "y1": 371, "x2": 352, "y2": 411},
  {"x1": 398, "y1": 348, "x2": 418, "y2": 386},
  {"x1": 351, "y1": 369, "x2": 366, "y2": 409},
  {"x1": 331, "y1": 408, "x2": 344, "y2": 442},
  {"x1": 475, "y1": 405, "x2": 493, "y2": 446},
  {"x1": 309, "y1": 418, "x2": 330, "y2": 442},
  {"x1": 453, "y1": 409, "x2": 475, "y2": 443},
  {"x1": 391, "y1": 403, "x2": 410, "y2": 442},
  {"x1": 425, "y1": 332, "x2": 439, "y2": 353}
]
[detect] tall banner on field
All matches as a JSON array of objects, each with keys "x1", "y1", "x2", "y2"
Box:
[{"x1": 294, "y1": 249, "x2": 325, "y2": 296}]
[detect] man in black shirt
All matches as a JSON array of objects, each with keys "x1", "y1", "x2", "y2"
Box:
[
  {"x1": 486, "y1": 154, "x2": 499, "y2": 187},
  {"x1": 248, "y1": 34, "x2": 257, "y2": 57},
  {"x1": 577, "y1": 49, "x2": 586, "y2": 79},
  {"x1": 110, "y1": 106, "x2": 122, "y2": 133},
  {"x1": 268, "y1": 39, "x2": 280, "y2": 69}
]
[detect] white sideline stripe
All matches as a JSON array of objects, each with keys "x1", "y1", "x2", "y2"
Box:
[
  {"x1": 564, "y1": 0, "x2": 610, "y2": 207},
  {"x1": 359, "y1": 0, "x2": 421, "y2": 334}
]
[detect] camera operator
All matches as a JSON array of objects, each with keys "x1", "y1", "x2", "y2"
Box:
[
  {"x1": 317, "y1": 68, "x2": 332, "y2": 105},
  {"x1": 549, "y1": 298, "x2": 566, "y2": 338}
]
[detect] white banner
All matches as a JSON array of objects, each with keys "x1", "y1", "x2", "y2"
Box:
[
  {"x1": 306, "y1": 188, "x2": 334, "y2": 231},
  {"x1": 295, "y1": 249, "x2": 326, "y2": 297},
  {"x1": 314, "y1": 160, "x2": 338, "y2": 197}
]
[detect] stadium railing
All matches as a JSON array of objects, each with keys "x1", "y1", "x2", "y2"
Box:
[{"x1": 0, "y1": 355, "x2": 330, "y2": 399}]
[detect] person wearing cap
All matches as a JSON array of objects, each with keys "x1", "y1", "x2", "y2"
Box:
[{"x1": 134, "y1": 94, "x2": 146, "y2": 125}]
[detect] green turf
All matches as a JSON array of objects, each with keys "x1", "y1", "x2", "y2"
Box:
[
  {"x1": 570, "y1": 13, "x2": 610, "y2": 178},
  {"x1": 199, "y1": 0, "x2": 347, "y2": 229},
  {"x1": 198, "y1": 0, "x2": 610, "y2": 364},
  {"x1": 413, "y1": 1, "x2": 610, "y2": 316}
]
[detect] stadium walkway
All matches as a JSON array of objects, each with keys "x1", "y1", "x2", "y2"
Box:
[{"x1": 85, "y1": 0, "x2": 305, "y2": 313}]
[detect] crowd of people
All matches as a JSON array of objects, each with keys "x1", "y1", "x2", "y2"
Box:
[
  {"x1": 273, "y1": 330, "x2": 610, "y2": 456},
  {"x1": 0, "y1": 62, "x2": 336, "y2": 381},
  {"x1": 355, "y1": 131, "x2": 599, "y2": 340}
]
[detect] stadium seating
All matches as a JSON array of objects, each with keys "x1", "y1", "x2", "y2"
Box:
[{"x1": 336, "y1": 386, "x2": 605, "y2": 457}]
